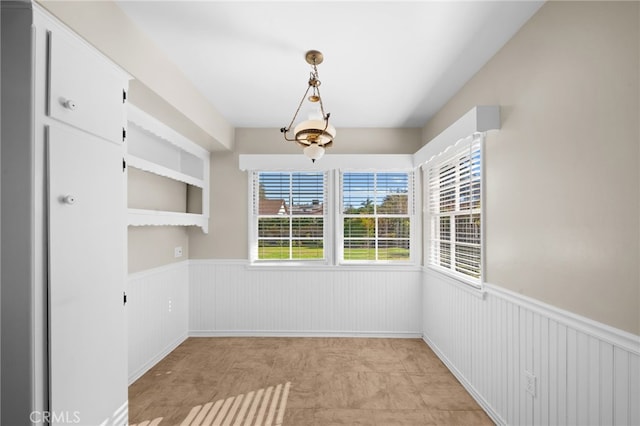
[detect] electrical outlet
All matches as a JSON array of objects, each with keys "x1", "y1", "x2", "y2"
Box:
[
  {"x1": 174, "y1": 246, "x2": 183, "y2": 258},
  {"x1": 525, "y1": 370, "x2": 537, "y2": 397}
]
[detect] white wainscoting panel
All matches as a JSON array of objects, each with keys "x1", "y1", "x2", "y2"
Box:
[
  {"x1": 422, "y1": 268, "x2": 640, "y2": 426},
  {"x1": 127, "y1": 261, "x2": 189, "y2": 384},
  {"x1": 189, "y1": 260, "x2": 422, "y2": 337}
]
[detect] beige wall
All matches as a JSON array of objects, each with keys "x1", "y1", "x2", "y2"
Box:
[
  {"x1": 128, "y1": 168, "x2": 186, "y2": 212},
  {"x1": 129, "y1": 82, "x2": 222, "y2": 152},
  {"x1": 422, "y1": 1, "x2": 639, "y2": 334},
  {"x1": 128, "y1": 226, "x2": 188, "y2": 274},
  {"x1": 127, "y1": 168, "x2": 190, "y2": 273},
  {"x1": 188, "y1": 128, "x2": 422, "y2": 259}
]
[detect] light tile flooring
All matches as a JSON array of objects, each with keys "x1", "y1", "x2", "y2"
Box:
[{"x1": 129, "y1": 337, "x2": 494, "y2": 425}]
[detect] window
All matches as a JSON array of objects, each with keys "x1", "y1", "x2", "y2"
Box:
[
  {"x1": 427, "y1": 135, "x2": 482, "y2": 283},
  {"x1": 251, "y1": 171, "x2": 327, "y2": 262},
  {"x1": 341, "y1": 171, "x2": 414, "y2": 263},
  {"x1": 249, "y1": 167, "x2": 417, "y2": 266}
]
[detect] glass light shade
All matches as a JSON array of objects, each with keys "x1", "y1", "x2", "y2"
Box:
[
  {"x1": 294, "y1": 119, "x2": 337, "y2": 146},
  {"x1": 303, "y1": 143, "x2": 325, "y2": 162}
]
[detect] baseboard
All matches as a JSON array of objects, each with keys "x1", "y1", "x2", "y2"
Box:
[
  {"x1": 128, "y1": 332, "x2": 188, "y2": 385},
  {"x1": 422, "y1": 334, "x2": 506, "y2": 426},
  {"x1": 189, "y1": 330, "x2": 422, "y2": 339}
]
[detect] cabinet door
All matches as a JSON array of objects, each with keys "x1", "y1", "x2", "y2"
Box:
[
  {"x1": 48, "y1": 125, "x2": 127, "y2": 425},
  {"x1": 48, "y1": 29, "x2": 126, "y2": 144}
]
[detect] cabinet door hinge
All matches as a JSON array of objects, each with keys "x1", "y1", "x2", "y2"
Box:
[
  {"x1": 122, "y1": 89, "x2": 127, "y2": 103},
  {"x1": 122, "y1": 158, "x2": 127, "y2": 172},
  {"x1": 123, "y1": 292, "x2": 127, "y2": 305},
  {"x1": 122, "y1": 127, "x2": 127, "y2": 142}
]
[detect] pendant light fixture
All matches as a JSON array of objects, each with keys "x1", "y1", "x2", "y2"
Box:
[{"x1": 280, "y1": 50, "x2": 336, "y2": 163}]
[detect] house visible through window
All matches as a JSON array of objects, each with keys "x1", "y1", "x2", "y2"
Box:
[
  {"x1": 252, "y1": 171, "x2": 326, "y2": 261},
  {"x1": 427, "y1": 135, "x2": 482, "y2": 283},
  {"x1": 341, "y1": 172, "x2": 414, "y2": 263}
]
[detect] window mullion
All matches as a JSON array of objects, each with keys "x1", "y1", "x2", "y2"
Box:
[
  {"x1": 450, "y1": 212, "x2": 456, "y2": 273},
  {"x1": 455, "y1": 155, "x2": 461, "y2": 213},
  {"x1": 289, "y1": 174, "x2": 293, "y2": 260},
  {"x1": 373, "y1": 173, "x2": 378, "y2": 261}
]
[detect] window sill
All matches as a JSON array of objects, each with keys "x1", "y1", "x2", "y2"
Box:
[
  {"x1": 423, "y1": 265, "x2": 486, "y2": 299},
  {"x1": 247, "y1": 262, "x2": 422, "y2": 272},
  {"x1": 248, "y1": 260, "x2": 330, "y2": 269}
]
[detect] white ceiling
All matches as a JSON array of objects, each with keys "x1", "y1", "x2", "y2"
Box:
[{"x1": 115, "y1": 1, "x2": 543, "y2": 129}]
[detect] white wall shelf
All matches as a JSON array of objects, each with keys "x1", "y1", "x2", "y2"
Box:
[
  {"x1": 128, "y1": 209, "x2": 208, "y2": 229},
  {"x1": 127, "y1": 105, "x2": 210, "y2": 233},
  {"x1": 127, "y1": 155, "x2": 205, "y2": 188}
]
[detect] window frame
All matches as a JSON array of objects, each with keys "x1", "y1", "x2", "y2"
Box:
[
  {"x1": 337, "y1": 170, "x2": 418, "y2": 265},
  {"x1": 424, "y1": 133, "x2": 485, "y2": 287},
  {"x1": 248, "y1": 168, "x2": 419, "y2": 267},
  {"x1": 249, "y1": 170, "x2": 333, "y2": 265}
]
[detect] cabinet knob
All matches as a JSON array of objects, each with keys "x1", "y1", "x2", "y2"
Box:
[
  {"x1": 63, "y1": 99, "x2": 77, "y2": 110},
  {"x1": 62, "y1": 195, "x2": 77, "y2": 205}
]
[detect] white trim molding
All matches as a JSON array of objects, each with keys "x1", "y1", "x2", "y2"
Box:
[
  {"x1": 239, "y1": 154, "x2": 415, "y2": 171},
  {"x1": 485, "y1": 283, "x2": 640, "y2": 356},
  {"x1": 414, "y1": 105, "x2": 500, "y2": 167},
  {"x1": 190, "y1": 330, "x2": 422, "y2": 339}
]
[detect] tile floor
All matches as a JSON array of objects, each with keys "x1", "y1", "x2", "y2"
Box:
[{"x1": 129, "y1": 337, "x2": 494, "y2": 425}]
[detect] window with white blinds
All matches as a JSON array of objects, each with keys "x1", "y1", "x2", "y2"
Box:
[
  {"x1": 341, "y1": 172, "x2": 414, "y2": 263},
  {"x1": 251, "y1": 171, "x2": 327, "y2": 261},
  {"x1": 427, "y1": 135, "x2": 482, "y2": 283}
]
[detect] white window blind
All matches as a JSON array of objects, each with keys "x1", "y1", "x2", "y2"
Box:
[
  {"x1": 427, "y1": 135, "x2": 482, "y2": 283},
  {"x1": 341, "y1": 171, "x2": 414, "y2": 263},
  {"x1": 251, "y1": 171, "x2": 327, "y2": 261}
]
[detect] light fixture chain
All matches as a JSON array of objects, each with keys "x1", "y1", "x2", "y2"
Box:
[
  {"x1": 311, "y1": 62, "x2": 329, "y2": 123},
  {"x1": 284, "y1": 84, "x2": 312, "y2": 133},
  {"x1": 315, "y1": 84, "x2": 327, "y2": 120}
]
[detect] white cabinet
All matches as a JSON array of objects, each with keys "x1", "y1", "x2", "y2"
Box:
[
  {"x1": 127, "y1": 104, "x2": 210, "y2": 233},
  {"x1": 1, "y1": 2, "x2": 129, "y2": 424},
  {"x1": 48, "y1": 28, "x2": 127, "y2": 143},
  {"x1": 43, "y1": 10, "x2": 130, "y2": 426},
  {"x1": 48, "y1": 125, "x2": 128, "y2": 426}
]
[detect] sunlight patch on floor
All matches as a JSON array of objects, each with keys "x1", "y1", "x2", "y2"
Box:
[{"x1": 130, "y1": 381, "x2": 291, "y2": 426}]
